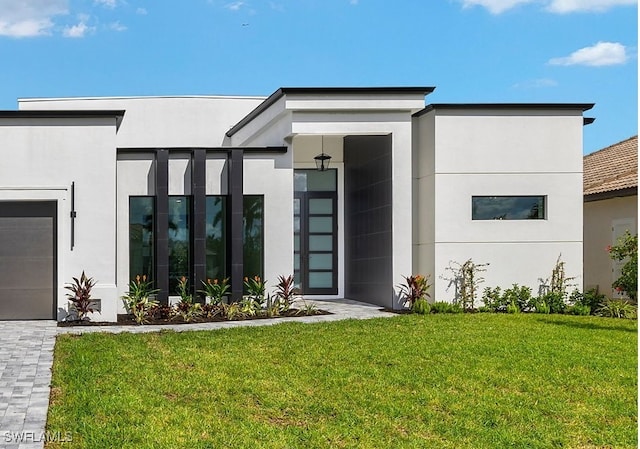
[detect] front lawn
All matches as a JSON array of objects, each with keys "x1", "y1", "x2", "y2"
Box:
[{"x1": 47, "y1": 314, "x2": 637, "y2": 449}]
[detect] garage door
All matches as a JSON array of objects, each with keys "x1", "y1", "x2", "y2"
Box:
[{"x1": 0, "y1": 201, "x2": 56, "y2": 319}]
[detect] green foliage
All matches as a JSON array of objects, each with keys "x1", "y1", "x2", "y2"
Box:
[
  {"x1": 430, "y1": 301, "x2": 463, "y2": 314},
  {"x1": 219, "y1": 302, "x2": 243, "y2": 320},
  {"x1": 174, "y1": 276, "x2": 201, "y2": 322},
  {"x1": 570, "y1": 288, "x2": 605, "y2": 315},
  {"x1": 199, "y1": 277, "x2": 230, "y2": 305},
  {"x1": 482, "y1": 286, "x2": 505, "y2": 312},
  {"x1": 567, "y1": 304, "x2": 591, "y2": 316},
  {"x1": 121, "y1": 274, "x2": 160, "y2": 325},
  {"x1": 483, "y1": 284, "x2": 533, "y2": 313},
  {"x1": 444, "y1": 259, "x2": 488, "y2": 311},
  {"x1": 412, "y1": 297, "x2": 431, "y2": 315},
  {"x1": 534, "y1": 300, "x2": 550, "y2": 314},
  {"x1": 274, "y1": 274, "x2": 298, "y2": 312},
  {"x1": 244, "y1": 275, "x2": 267, "y2": 307},
  {"x1": 539, "y1": 292, "x2": 566, "y2": 314},
  {"x1": 598, "y1": 298, "x2": 637, "y2": 319},
  {"x1": 503, "y1": 284, "x2": 533, "y2": 312},
  {"x1": 506, "y1": 302, "x2": 519, "y2": 314},
  {"x1": 64, "y1": 271, "x2": 97, "y2": 321},
  {"x1": 609, "y1": 231, "x2": 638, "y2": 301},
  {"x1": 398, "y1": 274, "x2": 431, "y2": 310},
  {"x1": 295, "y1": 298, "x2": 319, "y2": 316}
]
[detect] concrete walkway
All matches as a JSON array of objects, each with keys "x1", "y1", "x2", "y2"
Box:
[{"x1": 0, "y1": 299, "x2": 395, "y2": 448}]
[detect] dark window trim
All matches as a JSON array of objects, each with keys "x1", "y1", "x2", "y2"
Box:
[{"x1": 472, "y1": 195, "x2": 547, "y2": 221}]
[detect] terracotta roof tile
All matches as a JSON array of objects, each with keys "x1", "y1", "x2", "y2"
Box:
[{"x1": 584, "y1": 135, "x2": 638, "y2": 196}]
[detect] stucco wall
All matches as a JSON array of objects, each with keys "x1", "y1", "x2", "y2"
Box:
[
  {"x1": 0, "y1": 117, "x2": 118, "y2": 320},
  {"x1": 415, "y1": 108, "x2": 585, "y2": 303},
  {"x1": 19, "y1": 96, "x2": 265, "y2": 147},
  {"x1": 584, "y1": 195, "x2": 637, "y2": 297}
]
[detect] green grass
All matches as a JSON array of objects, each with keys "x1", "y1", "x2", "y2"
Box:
[{"x1": 47, "y1": 314, "x2": 637, "y2": 449}]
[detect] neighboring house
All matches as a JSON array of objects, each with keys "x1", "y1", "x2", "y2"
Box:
[
  {"x1": 0, "y1": 87, "x2": 592, "y2": 320},
  {"x1": 583, "y1": 135, "x2": 638, "y2": 298}
]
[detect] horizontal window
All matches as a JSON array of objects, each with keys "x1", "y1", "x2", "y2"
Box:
[{"x1": 472, "y1": 196, "x2": 546, "y2": 220}]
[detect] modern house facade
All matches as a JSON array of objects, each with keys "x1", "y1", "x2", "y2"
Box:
[
  {"x1": 0, "y1": 87, "x2": 593, "y2": 321},
  {"x1": 583, "y1": 135, "x2": 638, "y2": 298}
]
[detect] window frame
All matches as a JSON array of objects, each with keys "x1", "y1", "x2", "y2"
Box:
[{"x1": 471, "y1": 195, "x2": 547, "y2": 221}]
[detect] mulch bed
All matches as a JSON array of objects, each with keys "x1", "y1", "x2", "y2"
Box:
[{"x1": 58, "y1": 309, "x2": 331, "y2": 327}]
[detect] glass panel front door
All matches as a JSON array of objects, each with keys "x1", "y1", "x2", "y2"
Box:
[{"x1": 294, "y1": 169, "x2": 337, "y2": 295}]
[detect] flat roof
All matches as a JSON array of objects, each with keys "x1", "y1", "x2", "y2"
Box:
[
  {"x1": 226, "y1": 86, "x2": 436, "y2": 137},
  {"x1": 413, "y1": 103, "x2": 595, "y2": 117},
  {"x1": 0, "y1": 110, "x2": 126, "y2": 129}
]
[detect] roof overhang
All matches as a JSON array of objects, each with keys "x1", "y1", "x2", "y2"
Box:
[
  {"x1": 226, "y1": 86, "x2": 435, "y2": 138},
  {"x1": 413, "y1": 103, "x2": 595, "y2": 117},
  {"x1": 0, "y1": 110, "x2": 126, "y2": 130},
  {"x1": 584, "y1": 187, "x2": 638, "y2": 202}
]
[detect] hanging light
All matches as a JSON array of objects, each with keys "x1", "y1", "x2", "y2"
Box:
[{"x1": 314, "y1": 135, "x2": 332, "y2": 171}]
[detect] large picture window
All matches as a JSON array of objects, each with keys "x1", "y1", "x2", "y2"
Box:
[
  {"x1": 472, "y1": 196, "x2": 546, "y2": 220},
  {"x1": 168, "y1": 196, "x2": 191, "y2": 293},
  {"x1": 243, "y1": 195, "x2": 264, "y2": 280},
  {"x1": 130, "y1": 194, "x2": 264, "y2": 294},
  {"x1": 205, "y1": 196, "x2": 227, "y2": 281},
  {"x1": 129, "y1": 197, "x2": 154, "y2": 282}
]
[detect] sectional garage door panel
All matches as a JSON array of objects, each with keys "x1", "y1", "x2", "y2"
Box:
[{"x1": 0, "y1": 203, "x2": 56, "y2": 320}]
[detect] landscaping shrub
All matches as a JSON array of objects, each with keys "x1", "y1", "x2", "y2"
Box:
[
  {"x1": 570, "y1": 288, "x2": 606, "y2": 315},
  {"x1": 443, "y1": 259, "x2": 488, "y2": 311},
  {"x1": 65, "y1": 271, "x2": 97, "y2": 321},
  {"x1": 398, "y1": 274, "x2": 431, "y2": 312},
  {"x1": 431, "y1": 301, "x2": 463, "y2": 314},
  {"x1": 121, "y1": 275, "x2": 160, "y2": 324},
  {"x1": 567, "y1": 304, "x2": 591, "y2": 316},
  {"x1": 598, "y1": 298, "x2": 637, "y2": 319},
  {"x1": 608, "y1": 231, "x2": 638, "y2": 301}
]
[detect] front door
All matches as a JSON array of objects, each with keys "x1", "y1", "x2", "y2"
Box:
[{"x1": 294, "y1": 170, "x2": 338, "y2": 295}]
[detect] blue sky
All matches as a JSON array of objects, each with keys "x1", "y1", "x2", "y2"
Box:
[{"x1": 0, "y1": 0, "x2": 636, "y2": 154}]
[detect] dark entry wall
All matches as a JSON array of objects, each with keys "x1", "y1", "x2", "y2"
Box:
[
  {"x1": 0, "y1": 201, "x2": 56, "y2": 319},
  {"x1": 344, "y1": 135, "x2": 393, "y2": 308}
]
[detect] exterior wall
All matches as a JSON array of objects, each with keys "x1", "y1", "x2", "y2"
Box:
[
  {"x1": 584, "y1": 195, "x2": 637, "y2": 297},
  {"x1": 0, "y1": 117, "x2": 118, "y2": 320},
  {"x1": 19, "y1": 96, "x2": 265, "y2": 147},
  {"x1": 415, "y1": 109, "x2": 585, "y2": 303}
]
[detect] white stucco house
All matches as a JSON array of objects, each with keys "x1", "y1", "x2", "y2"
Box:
[{"x1": 0, "y1": 87, "x2": 593, "y2": 320}]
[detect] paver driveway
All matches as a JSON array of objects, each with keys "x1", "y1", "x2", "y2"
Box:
[{"x1": 0, "y1": 321, "x2": 57, "y2": 449}]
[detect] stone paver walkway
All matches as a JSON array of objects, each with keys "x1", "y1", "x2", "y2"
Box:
[
  {"x1": 0, "y1": 299, "x2": 395, "y2": 448},
  {"x1": 0, "y1": 321, "x2": 57, "y2": 449}
]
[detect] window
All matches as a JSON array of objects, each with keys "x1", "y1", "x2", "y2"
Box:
[
  {"x1": 129, "y1": 197, "x2": 154, "y2": 282},
  {"x1": 472, "y1": 196, "x2": 546, "y2": 220},
  {"x1": 168, "y1": 196, "x2": 190, "y2": 293},
  {"x1": 205, "y1": 196, "x2": 226, "y2": 281},
  {"x1": 243, "y1": 195, "x2": 264, "y2": 280}
]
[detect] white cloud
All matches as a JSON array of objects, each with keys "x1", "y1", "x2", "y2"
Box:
[
  {"x1": 0, "y1": 0, "x2": 68, "y2": 37},
  {"x1": 549, "y1": 41, "x2": 628, "y2": 66},
  {"x1": 94, "y1": 0, "x2": 117, "y2": 8},
  {"x1": 460, "y1": 0, "x2": 535, "y2": 14},
  {"x1": 350, "y1": 0, "x2": 359, "y2": 4},
  {"x1": 63, "y1": 21, "x2": 94, "y2": 38},
  {"x1": 546, "y1": 0, "x2": 637, "y2": 13},
  {"x1": 513, "y1": 78, "x2": 559, "y2": 89},
  {"x1": 109, "y1": 21, "x2": 126, "y2": 31},
  {"x1": 225, "y1": 1, "x2": 245, "y2": 11},
  {"x1": 136, "y1": 7, "x2": 148, "y2": 15},
  {"x1": 460, "y1": 0, "x2": 636, "y2": 13}
]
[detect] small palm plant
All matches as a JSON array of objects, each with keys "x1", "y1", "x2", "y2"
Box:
[
  {"x1": 65, "y1": 271, "x2": 97, "y2": 321},
  {"x1": 122, "y1": 274, "x2": 159, "y2": 324},
  {"x1": 199, "y1": 278, "x2": 230, "y2": 305},
  {"x1": 398, "y1": 274, "x2": 431, "y2": 314}
]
